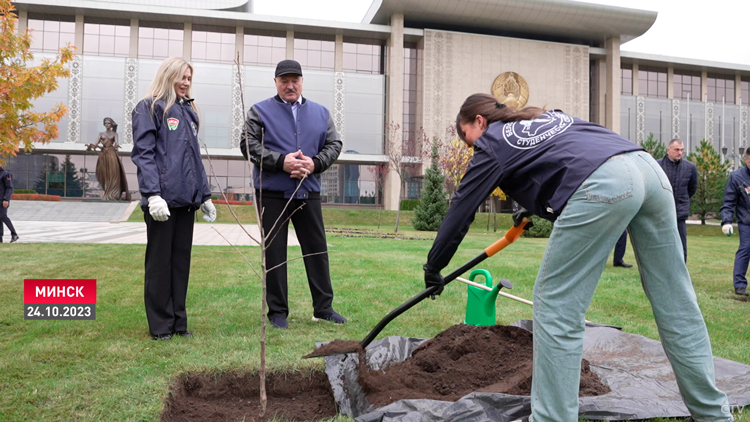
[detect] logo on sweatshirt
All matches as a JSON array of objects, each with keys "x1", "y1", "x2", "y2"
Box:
[
  {"x1": 502, "y1": 110, "x2": 573, "y2": 149},
  {"x1": 167, "y1": 118, "x2": 179, "y2": 131}
]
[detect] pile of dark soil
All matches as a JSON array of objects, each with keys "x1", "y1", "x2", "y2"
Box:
[
  {"x1": 164, "y1": 325, "x2": 610, "y2": 421},
  {"x1": 161, "y1": 370, "x2": 337, "y2": 422},
  {"x1": 359, "y1": 324, "x2": 610, "y2": 408}
]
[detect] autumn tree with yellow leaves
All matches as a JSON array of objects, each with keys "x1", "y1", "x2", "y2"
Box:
[{"x1": 0, "y1": 0, "x2": 74, "y2": 162}]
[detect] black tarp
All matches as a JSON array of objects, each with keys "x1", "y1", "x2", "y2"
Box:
[{"x1": 320, "y1": 321, "x2": 750, "y2": 422}]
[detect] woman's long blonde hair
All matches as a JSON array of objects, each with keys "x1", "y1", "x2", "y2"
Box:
[{"x1": 143, "y1": 57, "x2": 199, "y2": 124}]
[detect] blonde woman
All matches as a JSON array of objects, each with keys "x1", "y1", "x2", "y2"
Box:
[{"x1": 131, "y1": 57, "x2": 216, "y2": 341}]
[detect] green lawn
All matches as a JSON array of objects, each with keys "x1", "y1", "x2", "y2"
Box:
[{"x1": 1, "y1": 213, "x2": 748, "y2": 421}]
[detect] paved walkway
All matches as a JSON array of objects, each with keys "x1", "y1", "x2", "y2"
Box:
[{"x1": 4, "y1": 200, "x2": 298, "y2": 246}]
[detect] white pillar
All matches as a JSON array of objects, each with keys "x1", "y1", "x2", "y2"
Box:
[
  {"x1": 605, "y1": 36, "x2": 621, "y2": 134},
  {"x1": 384, "y1": 14, "x2": 404, "y2": 211}
]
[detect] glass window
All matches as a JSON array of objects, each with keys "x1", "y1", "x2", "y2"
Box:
[
  {"x1": 621, "y1": 64, "x2": 632, "y2": 95},
  {"x1": 403, "y1": 43, "x2": 418, "y2": 143},
  {"x1": 138, "y1": 21, "x2": 183, "y2": 60},
  {"x1": 674, "y1": 70, "x2": 701, "y2": 101},
  {"x1": 192, "y1": 24, "x2": 236, "y2": 64},
  {"x1": 342, "y1": 37, "x2": 384, "y2": 74},
  {"x1": 638, "y1": 66, "x2": 667, "y2": 98},
  {"x1": 294, "y1": 33, "x2": 335, "y2": 71},
  {"x1": 27, "y1": 15, "x2": 75, "y2": 53},
  {"x1": 707, "y1": 73, "x2": 736, "y2": 104},
  {"x1": 243, "y1": 29, "x2": 286, "y2": 66},
  {"x1": 83, "y1": 18, "x2": 130, "y2": 57}
]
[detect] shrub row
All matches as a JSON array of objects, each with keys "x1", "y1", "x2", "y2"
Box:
[{"x1": 11, "y1": 193, "x2": 62, "y2": 201}]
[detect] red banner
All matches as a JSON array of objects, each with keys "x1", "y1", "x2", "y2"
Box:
[{"x1": 24, "y1": 279, "x2": 97, "y2": 304}]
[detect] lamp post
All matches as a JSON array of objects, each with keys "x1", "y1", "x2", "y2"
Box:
[{"x1": 722, "y1": 146, "x2": 744, "y2": 170}]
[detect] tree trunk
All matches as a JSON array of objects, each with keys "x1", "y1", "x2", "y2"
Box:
[{"x1": 378, "y1": 206, "x2": 382, "y2": 230}]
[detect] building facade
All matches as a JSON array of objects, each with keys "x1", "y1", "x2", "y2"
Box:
[{"x1": 6, "y1": 0, "x2": 750, "y2": 208}]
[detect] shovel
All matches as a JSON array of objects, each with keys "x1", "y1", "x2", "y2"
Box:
[{"x1": 303, "y1": 221, "x2": 529, "y2": 358}]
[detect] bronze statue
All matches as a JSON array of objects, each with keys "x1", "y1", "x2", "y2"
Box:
[{"x1": 87, "y1": 117, "x2": 131, "y2": 201}]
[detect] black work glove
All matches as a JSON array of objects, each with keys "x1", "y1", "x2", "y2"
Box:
[
  {"x1": 423, "y1": 264, "x2": 444, "y2": 299},
  {"x1": 512, "y1": 206, "x2": 534, "y2": 230}
]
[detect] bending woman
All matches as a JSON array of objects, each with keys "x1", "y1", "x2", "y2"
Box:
[{"x1": 423, "y1": 93, "x2": 731, "y2": 422}]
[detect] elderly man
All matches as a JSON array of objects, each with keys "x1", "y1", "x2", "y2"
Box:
[
  {"x1": 240, "y1": 59, "x2": 346, "y2": 329},
  {"x1": 720, "y1": 149, "x2": 750, "y2": 296},
  {"x1": 657, "y1": 139, "x2": 698, "y2": 262}
]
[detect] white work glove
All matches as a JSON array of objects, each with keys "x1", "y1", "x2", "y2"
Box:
[
  {"x1": 722, "y1": 224, "x2": 733, "y2": 236},
  {"x1": 147, "y1": 195, "x2": 170, "y2": 222},
  {"x1": 200, "y1": 199, "x2": 217, "y2": 222}
]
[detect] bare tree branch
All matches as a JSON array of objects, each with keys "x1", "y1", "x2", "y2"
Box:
[{"x1": 211, "y1": 226, "x2": 262, "y2": 280}]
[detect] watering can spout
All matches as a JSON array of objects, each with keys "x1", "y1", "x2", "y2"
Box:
[{"x1": 465, "y1": 270, "x2": 513, "y2": 326}]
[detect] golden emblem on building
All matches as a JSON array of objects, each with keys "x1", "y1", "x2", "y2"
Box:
[{"x1": 491, "y1": 72, "x2": 529, "y2": 109}]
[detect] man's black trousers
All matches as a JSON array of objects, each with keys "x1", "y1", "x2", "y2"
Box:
[
  {"x1": 259, "y1": 194, "x2": 334, "y2": 320},
  {"x1": 0, "y1": 205, "x2": 16, "y2": 238},
  {"x1": 143, "y1": 206, "x2": 195, "y2": 337}
]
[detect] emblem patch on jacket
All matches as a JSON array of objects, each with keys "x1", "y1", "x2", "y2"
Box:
[
  {"x1": 745, "y1": 186, "x2": 750, "y2": 196},
  {"x1": 502, "y1": 110, "x2": 573, "y2": 149},
  {"x1": 167, "y1": 118, "x2": 179, "y2": 131}
]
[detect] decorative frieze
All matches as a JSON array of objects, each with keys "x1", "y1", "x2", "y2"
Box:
[
  {"x1": 122, "y1": 58, "x2": 138, "y2": 145},
  {"x1": 333, "y1": 72, "x2": 345, "y2": 144},
  {"x1": 65, "y1": 56, "x2": 83, "y2": 143}
]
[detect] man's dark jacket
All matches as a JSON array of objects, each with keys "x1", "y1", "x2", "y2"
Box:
[
  {"x1": 0, "y1": 167, "x2": 13, "y2": 202},
  {"x1": 721, "y1": 166, "x2": 750, "y2": 226},
  {"x1": 240, "y1": 95, "x2": 341, "y2": 199},
  {"x1": 656, "y1": 155, "x2": 698, "y2": 220}
]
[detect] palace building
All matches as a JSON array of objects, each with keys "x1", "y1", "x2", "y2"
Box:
[{"x1": 6, "y1": 0, "x2": 750, "y2": 209}]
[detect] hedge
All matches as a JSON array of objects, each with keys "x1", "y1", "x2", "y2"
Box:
[{"x1": 11, "y1": 194, "x2": 62, "y2": 201}]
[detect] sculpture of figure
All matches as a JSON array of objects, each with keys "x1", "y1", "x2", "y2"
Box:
[{"x1": 87, "y1": 117, "x2": 131, "y2": 201}]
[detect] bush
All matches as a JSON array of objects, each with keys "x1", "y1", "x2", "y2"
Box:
[
  {"x1": 11, "y1": 193, "x2": 61, "y2": 201},
  {"x1": 522, "y1": 215, "x2": 553, "y2": 238},
  {"x1": 14, "y1": 189, "x2": 36, "y2": 194},
  {"x1": 400, "y1": 199, "x2": 420, "y2": 211},
  {"x1": 413, "y1": 144, "x2": 449, "y2": 231}
]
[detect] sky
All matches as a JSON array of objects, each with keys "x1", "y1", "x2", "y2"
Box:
[{"x1": 253, "y1": 0, "x2": 750, "y2": 67}]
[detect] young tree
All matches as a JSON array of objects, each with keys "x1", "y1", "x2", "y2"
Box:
[
  {"x1": 413, "y1": 143, "x2": 448, "y2": 231},
  {"x1": 687, "y1": 139, "x2": 730, "y2": 224},
  {"x1": 367, "y1": 162, "x2": 388, "y2": 230},
  {"x1": 0, "y1": 0, "x2": 74, "y2": 163},
  {"x1": 439, "y1": 127, "x2": 474, "y2": 200},
  {"x1": 384, "y1": 123, "x2": 424, "y2": 233},
  {"x1": 640, "y1": 133, "x2": 667, "y2": 160}
]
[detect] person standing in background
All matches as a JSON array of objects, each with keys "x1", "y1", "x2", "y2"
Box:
[
  {"x1": 240, "y1": 59, "x2": 346, "y2": 330},
  {"x1": 0, "y1": 165, "x2": 19, "y2": 243},
  {"x1": 131, "y1": 57, "x2": 217, "y2": 340},
  {"x1": 720, "y1": 149, "x2": 750, "y2": 296},
  {"x1": 657, "y1": 139, "x2": 698, "y2": 262}
]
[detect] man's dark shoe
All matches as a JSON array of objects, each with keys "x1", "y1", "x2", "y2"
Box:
[
  {"x1": 175, "y1": 331, "x2": 193, "y2": 338},
  {"x1": 152, "y1": 333, "x2": 172, "y2": 341},
  {"x1": 735, "y1": 287, "x2": 749, "y2": 296},
  {"x1": 10, "y1": 235, "x2": 18, "y2": 243},
  {"x1": 613, "y1": 261, "x2": 633, "y2": 268},
  {"x1": 269, "y1": 316, "x2": 288, "y2": 329},
  {"x1": 312, "y1": 310, "x2": 348, "y2": 324}
]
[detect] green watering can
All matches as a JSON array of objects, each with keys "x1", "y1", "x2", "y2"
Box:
[{"x1": 464, "y1": 269, "x2": 513, "y2": 326}]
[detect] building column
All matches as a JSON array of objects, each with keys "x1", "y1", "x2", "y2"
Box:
[
  {"x1": 286, "y1": 30, "x2": 294, "y2": 60},
  {"x1": 183, "y1": 23, "x2": 192, "y2": 61},
  {"x1": 736, "y1": 74, "x2": 742, "y2": 105},
  {"x1": 384, "y1": 13, "x2": 404, "y2": 211},
  {"x1": 129, "y1": 19, "x2": 138, "y2": 57},
  {"x1": 236, "y1": 26, "x2": 244, "y2": 63},
  {"x1": 74, "y1": 15, "x2": 84, "y2": 50},
  {"x1": 667, "y1": 67, "x2": 674, "y2": 99},
  {"x1": 17, "y1": 10, "x2": 27, "y2": 33},
  {"x1": 605, "y1": 36, "x2": 621, "y2": 134},
  {"x1": 334, "y1": 33, "x2": 344, "y2": 72},
  {"x1": 631, "y1": 63, "x2": 639, "y2": 96},
  {"x1": 701, "y1": 70, "x2": 708, "y2": 102}
]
